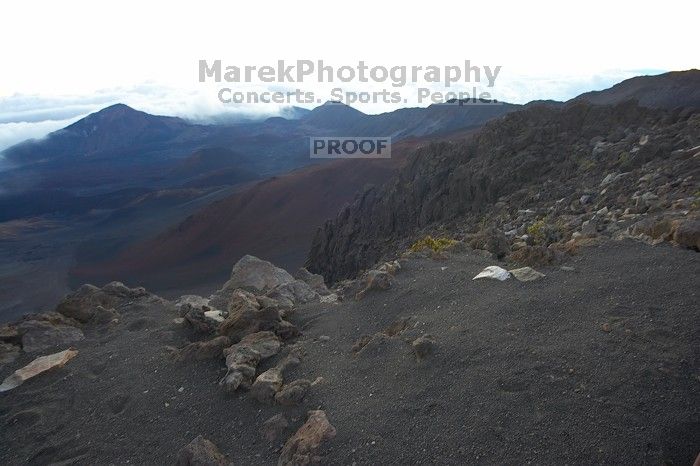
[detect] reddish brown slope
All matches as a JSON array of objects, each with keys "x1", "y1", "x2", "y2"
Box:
[{"x1": 73, "y1": 138, "x2": 431, "y2": 293}]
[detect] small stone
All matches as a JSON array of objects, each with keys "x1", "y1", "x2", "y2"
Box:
[
  {"x1": 250, "y1": 368, "x2": 283, "y2": 403},
  {"x1": 318, "y1": 335, "x2": 331, "y2": 342},
  {"x1": 412, "y1": 335, "x2": 436, "y2": 360},
  {"x1": 175, "y1": 435, "x2": 229, "y2": 466},
  {"x1": 311, "y1": 377, "x2": 324, "y2": 386},
  {"x1": 260, "y1": 413, "x2": 289, "y2": 442},
  {"x1": 275, "y1": 379, "x2": 312, "y2": 406},
  {"x1": 509, "y1": 267, "x2": 545, "y2": 282},
  {"x1": 0, "y1": 342, "x2": 20, "y2": 366},
  {"x1": 174, "y1": 336, "x2": 231, "y2": 361},
  {"x1": 601, "y1": 323, "x2": 611, "y2": 333},
  {"x1": 581, "y1": 219, "x2": 597, "y2": 236},
  {"x1": 278, "y1": 410, "x2": 337, "y2": 466},
  {"x1": 355, "y1": 270, "x2": 392, "y2": 300}
]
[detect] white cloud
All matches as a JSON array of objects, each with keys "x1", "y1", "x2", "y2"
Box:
[
  {"x1": 0, "y1": 0, "x2": 696, "y2": 150},
  {"x1": 0, "y1": 117, "x2": 82, "y2": 154}
]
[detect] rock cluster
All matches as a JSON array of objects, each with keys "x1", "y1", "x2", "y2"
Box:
[
  {"x1": 169, "y1": 256, "x2": 329, "y2": 412},
  {"x1": 1, "y1": 281, "x2": 154, "y2": 369}
]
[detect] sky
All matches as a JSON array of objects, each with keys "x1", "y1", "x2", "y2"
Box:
[{"x1": 0, "y1": 0, "x2": 697, "y2": 151}]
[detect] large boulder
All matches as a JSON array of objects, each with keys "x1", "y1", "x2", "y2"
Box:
[
  {"x1": 211, "y1": 255, "x2": 296, "y2": 310},
  {"x1": 211, "y1": 256, "x2": 321, "y2": 311}
]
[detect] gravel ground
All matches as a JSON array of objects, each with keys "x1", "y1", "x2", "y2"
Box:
[{"x1": 1, "y1": 239, "x2": 698, "y2": 465}]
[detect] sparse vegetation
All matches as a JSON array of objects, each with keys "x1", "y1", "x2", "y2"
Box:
[
  {"x1": 618, "y1": 151, "x2": 632, "y2": 169},
  {"x1": 409, "y1": 235, "x2": 457, "y2": 253},
  {"x1": 527, "y1": 220, "x2": 546, "y2": 243}
]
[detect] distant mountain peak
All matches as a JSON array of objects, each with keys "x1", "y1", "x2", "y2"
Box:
[
  {"x1": 573, "y1": 69, "x2": 700, "y2": 109},
  {"x1": 300, "y1": 101, "x2": 367, "y2": 129}
]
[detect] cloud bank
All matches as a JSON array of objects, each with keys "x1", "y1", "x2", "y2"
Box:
[{"x1": 0, "y1": 69, "x2": 668, "y2": 152}]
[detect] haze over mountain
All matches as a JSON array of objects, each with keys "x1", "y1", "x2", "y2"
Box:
[
  {"x1": 0, "y1": 93, "x2": 518, "y2": 318},
  {"x1": 67, "y1": 70, "x2": 700, "y2": 295}
]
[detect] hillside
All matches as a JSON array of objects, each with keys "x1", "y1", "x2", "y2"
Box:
[
  {"x1": 575, "y1": 69, "x2": 700, "y2": 109},
  {"x1": 306, "y1": 100, "x2": 700, "y2": 282},
  {"x1": 69, "y1": 138, "x2": 429, "y2": 293}
]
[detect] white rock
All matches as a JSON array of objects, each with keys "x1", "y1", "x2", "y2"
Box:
[
  {"x1": 319, "y1": 293, "x2": 339, "y2": 304},
  {"x1": 472, "y1": 266, "x2": 511, "y2": 281},
  {"x1": 203, "y1": 310, "x2": 225, "y2": 323},
  {"x1": 0, "y1": 348, "x2": 78, "y2": 392}
]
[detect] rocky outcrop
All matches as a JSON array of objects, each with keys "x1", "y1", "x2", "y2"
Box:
[
  {"x1": 56, "y1": 282, "x2": 148, "y2": 323},
  {"x1": 307, "y1": 102, "x2": 700, "y2": 282},
  {"x1": 217, "y1": 290, "x2": 295, "y2": 341},
  {"x1": 210, "y1": 255, "x2": 321, "y2": 311}
]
